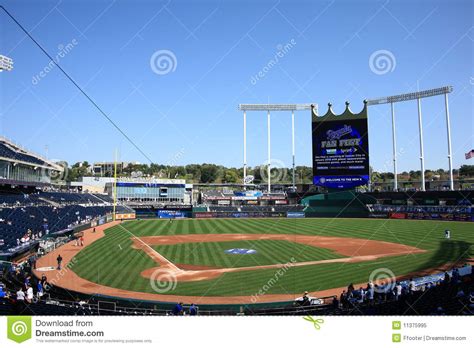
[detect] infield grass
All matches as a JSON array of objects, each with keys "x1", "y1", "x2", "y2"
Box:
[{"x1": 153, "y1": 240, "x2": 343, "y2": 268}]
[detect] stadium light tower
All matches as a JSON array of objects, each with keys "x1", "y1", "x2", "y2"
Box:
[
  {"x1": 238, "y1": 103, "x2": 316, "y2": 192},
  {"x1": 367, "y1": 86, "x2": 454, "y2": 191},
  {"x1": 0, "y1": 55, "x2": 14, "y2": 72}
]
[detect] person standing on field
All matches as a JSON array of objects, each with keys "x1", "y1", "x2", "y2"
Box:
[{"x1": 56, "y1": 254, "x2": 63, "y2": 270}]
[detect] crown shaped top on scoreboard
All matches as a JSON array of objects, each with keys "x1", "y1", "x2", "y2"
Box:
[{"x1": 311, "y1": 100, "x2": 368, "y2": 122}]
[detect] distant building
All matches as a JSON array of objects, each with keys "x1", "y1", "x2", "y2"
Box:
[
  {"x1": 72, "y1": 176, "x2": 193, "y2": 205},
  {"x1": 91, "y1": 161, "x2": 138, "y2": 176}
]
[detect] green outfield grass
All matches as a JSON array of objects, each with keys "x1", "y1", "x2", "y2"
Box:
[
  {"x1": 153, "y1": 240, "x2": 343, "y2": 268},
  {"x1": 69, "y1": 218, "x2": 474, "y2": 298}
]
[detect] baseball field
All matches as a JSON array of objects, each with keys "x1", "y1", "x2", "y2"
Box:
[{"x1": 61, "y1": 218, "x2": 473, "y2": 303}]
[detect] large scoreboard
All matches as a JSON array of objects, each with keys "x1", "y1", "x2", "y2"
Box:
[{"x1": 311, "y1": 102, "x2": 370, "y2": 189}]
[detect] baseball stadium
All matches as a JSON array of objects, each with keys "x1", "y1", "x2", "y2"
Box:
[
  {"x1": 0, "y1": 111, "x2": 473, "y2": 315},
  {"x1": 1, "y1": 1, "x2": 473, "y2": 317}
]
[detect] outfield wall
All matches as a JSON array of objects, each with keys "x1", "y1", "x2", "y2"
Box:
[{"x1": 193, "y1": 211, "x2": 302, "y2": 218}]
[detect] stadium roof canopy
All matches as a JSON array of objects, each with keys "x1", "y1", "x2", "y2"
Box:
[{"x1": 0, "y1": 136, "x2": 63, "y2": 171}]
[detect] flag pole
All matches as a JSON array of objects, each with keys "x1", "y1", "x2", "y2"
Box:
[{"x1": 113, "y1": 149, "x2": 118, "y2": 221}]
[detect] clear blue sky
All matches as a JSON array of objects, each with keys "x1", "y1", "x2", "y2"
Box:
[{"x1": 0, "y1": 0, "x2": 472, "y2": 172}]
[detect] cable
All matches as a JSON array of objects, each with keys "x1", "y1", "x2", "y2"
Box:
[{"x1": 0, "y1": 5, "x2": 154, "y2": 163}]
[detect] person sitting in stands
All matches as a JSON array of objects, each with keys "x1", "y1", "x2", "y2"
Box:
[
  {"x1": 367, "y1": 283, "x2": 375, "y2": 304},
  {"x1": 340, "y1": 290, "x2": 348, "y2": 308},
  {"x1": 16, "y1": 288, "x2": 25, "y2": 302},
  {"x1": 189, "y1": 303, "x2": 198, "y2": 315},
  {"x1": 409, "y1": 278, "x2": 416, "y2": 295},
  {"x1": 453, "y1": 268, "x2": 461, "y2": 283},
  {"x1": 443, "y1": 272, "x2": 451, "y2": 284},
  {"x1": 347, "y1": 283, "x2": 355, "y2": 295},
  {"x1": 37, "y1": 282, "x2": 44, "y2": 299},
  {"x1": 172, "y1": 302, "x2": 184, "y2": 315},
  {"x1": 332, "y1": 296, "x2": 339, "y2": 309},
  {"x1": 40, "y1": 273, "x2": 47, "y2": 286},
  {"x1": 395, "y1": 282, "x2": 402, "y2": 301},
  {"x1": 358, "y1": 287, "x2": 366, "y2": 303},
  {"x1": 302, "y1": 291, "x2": 310, "y2": 305},
  {"x1": 26, "y1": 285, "x2": 34, "y2": 303}
]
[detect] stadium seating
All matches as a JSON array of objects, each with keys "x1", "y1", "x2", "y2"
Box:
[
  {"x1": 38, "y1": 192, "x2": 113, "y2": 205},
  {"x1": 0, "y1": 141, "x2": 46, "y2": 166},
  {"x1": 0, "y1": 190, "x2": 128, "y2": 253}
]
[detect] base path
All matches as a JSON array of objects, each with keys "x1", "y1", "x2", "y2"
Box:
[
  {"x1": 133, "y1": 234, "x2": 425, "y2": 282},
  {"x1": 35, "y1": 222, "x2": 427, "y2": 305}
]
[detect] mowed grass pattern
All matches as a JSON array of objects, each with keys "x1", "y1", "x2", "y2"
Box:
[
  {"x1": 154, "y1": 240, "x2": 342, "y2": 268},
  {"x1": 70, "y1": 218, "x2": 474, "y2": 297}
]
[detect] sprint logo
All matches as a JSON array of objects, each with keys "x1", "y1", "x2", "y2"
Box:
[{"x1": 7, "y1": 316, "x2": 32, "y2": 343}]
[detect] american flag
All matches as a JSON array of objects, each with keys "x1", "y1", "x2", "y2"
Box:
[{"x1": 465, "y1": 149, "x2": 474, "y2": 160}]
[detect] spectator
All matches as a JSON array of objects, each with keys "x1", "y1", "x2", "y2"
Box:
[
  {"x1": 29, "y1": 255, "x2": 37, "y2": 270},
  {"x1": 452, "y1": 268, "x2": 460, "y2": 283},
  {"x1": 302, "y1": 291, "x2": 310, "y2": 306},
  {"x1": 16, "y1": 288, "x2": 25, "y2": 302},
  {"x1": 332, "y1": 296, "x2": 339, "y2": 309},
  {"x1": 172, "y1": 302, "x2": 184, "y2": 315},
  {"x1": 26, "y1": 285, "x2": 34, "y2": 303},
  {"x1": 367, "y1": 284, "x2": 375, "y2": 305},
  {"x1": 189, "y1": 303, "x2": 198, "y2": 315},
  {"x1": 409, "y1": 278, "x2": 416, "y2": 295},
  {"x1": 40, "y1": 273, "x2": 47, "y2": 286},
  {"x1": 359, "y1": 287, "x2": 366, "y2": 303},
  {"x1": 347, "y1": 283, "x2": 355, "y2": 296},
  {"x1": 37, "y1": 282, "x2": 44, "y2": 299},
  {"x1": 443, "y1": 272, "x2": 451, "y2": 284},
  {"x1": 395, "y1": 282, "x2": 402, "y2": 301},
  {"x1": 340, "y1": 290, "x2": 348, "y2": 308}
]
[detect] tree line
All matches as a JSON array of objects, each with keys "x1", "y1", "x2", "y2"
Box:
[{"x1": 65, "y1": 161, "x2": 474, "y2": 184}]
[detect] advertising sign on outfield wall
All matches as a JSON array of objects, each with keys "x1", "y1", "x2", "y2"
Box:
[
  {"x1": 158, "y1": 210, "x2": 185, "y2": 219},
  {"x1": 115, "y1": 213, "x2": 136, "y2": 220},
  {"x1": 287, "y1": 212, "x2": 305, "y2": 218},
  {"x1": 194, "y1": 212, "x2": 216, "y2": 218}
]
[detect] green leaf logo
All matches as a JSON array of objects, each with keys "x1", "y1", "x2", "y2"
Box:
[
  {"x1": 7, "y1": 316, "x2": 32, "y2": 343},
  {"x1": 303, "y1": 315, "x2": 324, "y2": 330}
]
